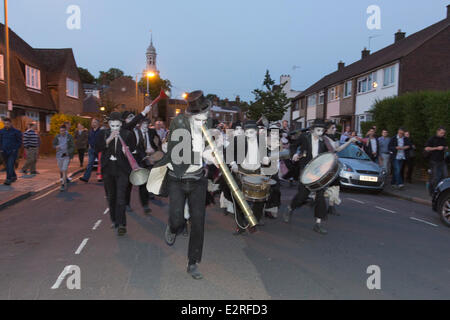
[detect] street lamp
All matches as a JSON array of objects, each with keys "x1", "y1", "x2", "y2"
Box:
[
  {"x1": 182, "y1": 92, "x2": 188, "y2": 99},
  {"x1": 146, "y1": 71, "x2": 156, "y2": 97}
]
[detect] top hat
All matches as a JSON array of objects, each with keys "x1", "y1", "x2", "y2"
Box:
[
  {"x1": 231, "y1": 121, "x2": 242, "y2": 129},
  {"x1": 186, "y1": 90, "x2": 212, "y2": 114},
  {"x1": 311, "y1": 119, "x2": 327, "y2": 129},
  {"x1": 243, "y1": 120, "x2": 258, "y2": 130},
  {"x1": 108, "y1": 112, "x2": 122, "y2": 122}
]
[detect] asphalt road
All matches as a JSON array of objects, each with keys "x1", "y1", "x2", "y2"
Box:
[{"x1": 0, "y1": 177, "x2": 448, "y2": 300}]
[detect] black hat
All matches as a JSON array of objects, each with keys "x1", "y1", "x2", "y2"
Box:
[
  {"x1": 311, "y1": 119, "x2": 327, "y2": 129},
  {"x1": 186, "y1": 90, "x2": 212, "y2": 114},
  {"x1": 243, "y1": 120, "x2": 258, "y2": 130},
  {"x1": 121, "y1": 111, "x2": 135, "y2": 120},
  {"x1": 231, "y1": 121, "x2": 242, "y2": 129},
  {"x1": 108, "y1": 112, "x2": 122, "y2": 121}
]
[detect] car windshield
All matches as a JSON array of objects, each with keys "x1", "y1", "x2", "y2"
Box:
[{"x1": 337, "y1": 144, "x2": 371, "y2": 161}]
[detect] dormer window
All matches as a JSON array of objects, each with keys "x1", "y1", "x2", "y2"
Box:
[
  {"x1": 26, "y1": 65, "x2": 41, "y2": 90},
  {"x1": 66, "y1": 78, "x2": 79, "y2": 98}
]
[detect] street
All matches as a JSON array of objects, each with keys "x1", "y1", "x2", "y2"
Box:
[{"x1": 0, "y1": 174, "x2": 448, "y2": 300}]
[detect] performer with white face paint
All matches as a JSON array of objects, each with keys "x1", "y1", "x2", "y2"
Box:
[
  {"x1": 95, "y1": 112, "x2": 136, "y2": 236},
  {"x1": 283, "y1": 119, "x2": 332, "y2": 234},
  {"x1": 146, "y1": 91, "x2": 216, "y2": 280}
]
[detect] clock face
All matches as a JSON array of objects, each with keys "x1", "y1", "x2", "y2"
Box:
[{"x1": 121, "y1": 87, "x2": 126, "y2": 92}]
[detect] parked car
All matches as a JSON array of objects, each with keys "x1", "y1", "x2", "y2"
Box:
[
  {"x1": 337, "y1": 144, "x2": 386, "y2": 191},
  {"x1": 432, "y1": 177, "x2": 450, "y2": 227}
]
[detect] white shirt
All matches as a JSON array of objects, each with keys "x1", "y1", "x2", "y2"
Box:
[
  {"x1": 312, "y1": 136, "x2": 320, "y2": 158},
  {"x1": 396, "y1": 135, "x2": 405, "y2": 160},
  {"x1": 241, "y1": 137, "x2": 260, "y2": 171},
  {"x1": 370, "y1": 138, "x2": 377, "y2": 153}
]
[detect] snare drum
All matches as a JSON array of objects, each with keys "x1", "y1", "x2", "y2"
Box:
[
  {"x1": 300, "y1": 152, "x2": 340, "y2": 192},
  {"x1": 240, "y1": 174, "x2": 276, "y2": 202}
]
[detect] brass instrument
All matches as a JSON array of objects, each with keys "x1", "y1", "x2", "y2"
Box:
[{"x1": 201, "y1": 124, "x2": 258, "y2": 227}]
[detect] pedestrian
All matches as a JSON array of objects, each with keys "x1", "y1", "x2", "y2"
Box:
[
  {"x1": 53, "y1": 125, "x2": 75, "y2": 192},
  {"x1": 378, "y1": 129, "x2": 391, "y2": 175},
  {"x1": 340, "y1": 125, "x2": 351, "y2": 145},
  {"x1": 74, "y1": 123, "x2": 89, "y2": 167},
  {"x1": 79, "y1": 119, "x2": 101, "y2": 183},
  {"x1": 0, "y1": 118, "x2": 22, "y2": 185},
  {"x1": 388, "y1": 128, "x2": 412, "y2": 189},
  {"x1": 403, "y1": 131, "x2": 416, "y2": 183},
  {"x1": 425, "y1": 126, "x2": 448, "y2": 194},
  {"x1": 364, "y1": 128, "x2": 379, "y2": 162},
  {"x1": 21, "y1": 122, "x2": 40, "y2": 175}
]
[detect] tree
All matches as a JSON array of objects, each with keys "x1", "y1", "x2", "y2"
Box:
[
  {"x1": 97, "y1": 68, "x2": 126, "y2": 86},
  {"x1": 247, "y1": 70, "x2": 289, "y2": 121},
  {"x1": 137, "y1": 74, "x2": 172, "y2": 100},
  {"x1": 78, "y1": 67, "x2": 96, "y2": 84}
]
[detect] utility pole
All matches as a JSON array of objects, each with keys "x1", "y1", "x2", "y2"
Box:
[{"x1": 4, "y1": 0, "x2": 12, "y2": 117}]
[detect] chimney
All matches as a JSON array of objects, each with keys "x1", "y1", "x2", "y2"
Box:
[
  {"x1": 338, "y1": 61, "x2": 345, "y2": 70},
  {"x1": 447, "y1": 4, "x2": 450, "y2": 19},
  {"x1": 361, "y1": 47, "x2": 370, "y2": 59},
  {"x1": 235, "y1": 95, "x2": 240, "y2": 103},
  {"x1": 395, "y1": 29, "x2": 406, "y2": 43}
]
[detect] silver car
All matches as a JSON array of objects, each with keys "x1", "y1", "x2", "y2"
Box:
[{"x1": 337, "y1": 144, "x2": 386, "y2": 191}]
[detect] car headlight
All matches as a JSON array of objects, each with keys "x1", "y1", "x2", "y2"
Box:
[{"x1": 342, "y1": 163, "x2": 354, "y2": 172}]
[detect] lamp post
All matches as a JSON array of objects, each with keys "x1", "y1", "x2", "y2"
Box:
[{"x1": 4, "y1": 0, "x2": 11, "y2": 117}]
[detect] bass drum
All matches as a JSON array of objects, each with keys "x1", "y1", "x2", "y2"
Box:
[
  {"x1": 241, "y1": 174, "x2": 276, "y2": 202},
  {"x1": 300, "y1": 152, "x2": 340, "y2": 192}
]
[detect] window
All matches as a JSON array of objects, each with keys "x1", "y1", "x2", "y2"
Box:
[
  {"x1": 25, "y1": 65, "x2": 41, "y2": 90},
  {"x1": 383, "y1": 65, "x2": 396, "y2": 86},
  {"x1": 66, "y1": 78, "x2": 79, "y2": 98},
  {"x1": 318, "y1": 91, "x2": 324, "y2": 104},
  {"x1": 46, "y1": 115, "x2": 52, "y2": 132},
  {"x1": 26, "y1": 111, "x2": 40, "y2": 131},
  {"x1": 357, "y1": 72, "x2": 377, "y2": 94},
  {"x1": 344, "y1": 81, "x2": 352, "y2": 97},
  {"x1": 328, "y1": 86, "x2": 339, "y2": 101},
  {"x1": 0, "y1": 106, "x2": 6, "y2": 117},
  {"x1": 307, "y1": 94, "x2": 316, "y2": 107},
  {"x1": 0, "y1": 54, "x2": 4, "y2": 80}
]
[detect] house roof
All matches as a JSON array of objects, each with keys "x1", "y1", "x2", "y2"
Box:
[
  {"x1": 0, "y1": 23, "x2": 57, "y2": 111},
  {"x1": 33, "y1": 48, "x2": 75, "y2": 85},
  {"x1": 295, "y1": 17, "x2": 450, "y2": 99}
]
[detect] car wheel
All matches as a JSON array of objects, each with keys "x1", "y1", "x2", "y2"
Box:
[{"x1": 437, "y1": 190, "x2": 450, "y2": 228}]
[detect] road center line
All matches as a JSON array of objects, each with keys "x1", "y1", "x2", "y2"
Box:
[
  {"x1": 375, "y1": 206, "x2": 396, "y2": 213},
  {"x1": 409, "y1": 217, "x2": 438, "y2": 227},
  {"x1": 347, "y1": 198, "x2": 365, "y2": 204},
  {"x1": 92, "y1": 220, "x2": 102, "y2": 230},
  {"x1": 75, "y1": 238, "x2": 89, "y2": 254},
  {"x1": 103, "y1": 208, "x2": 109, "y2": 215}
]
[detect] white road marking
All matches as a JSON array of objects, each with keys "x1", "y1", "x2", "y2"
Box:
[
  {"x1": 375, "y1": 206, "x2": 396, "y2": 213},
  {"x1": 409, "y1": 217, "x2": 438, "y2": 227},
  {"x1": 75, "y1": 238, "x2": 89, "y2": 255},
  {"x1": 31, "y1": 186, "x2": 60, "y2": 201},
  {"x1": 103, "y1": 208, "x2": 109, "y2": 215},
  {"x1": 347, "y1": 198, "x2": 365, "y2": 204},
  {"x1": 92, "y1": 220, "x2": 102, "y2": 230}
]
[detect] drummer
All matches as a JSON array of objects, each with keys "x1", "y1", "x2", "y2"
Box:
[
  {"x1": 263, "y1": 123, "x2": 282, "y2": 220},
  {"x1": 224, "y1": 120, "x2": 271, "y2": 235},
  {"x1": 283, "y1": 119, "x2": 332, "y2": 235}
]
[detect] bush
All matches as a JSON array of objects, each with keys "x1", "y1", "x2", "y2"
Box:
[
  {"x1": 360, "y1": 121, "x2": 376, "y2": 136},
  {"x1": 50, "y1": 114, "x2": 91, "y2": 137},
  {"x1": 370, "y1": 91, "x2": 450, "y2": 167}
]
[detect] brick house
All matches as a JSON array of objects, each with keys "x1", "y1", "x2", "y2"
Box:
[
  {"x1": 0, "y1": 23, "x2": 83, "y2": 132},
  {"x1": 291, "y1": 5, "x2": 450, "y2": 133}
]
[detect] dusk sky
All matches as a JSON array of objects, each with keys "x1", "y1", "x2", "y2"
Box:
[{"x1": 2, "y1": 0, "x2": 448, "y2": 101}]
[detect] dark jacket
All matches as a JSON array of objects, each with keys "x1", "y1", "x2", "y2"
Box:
[
  {"x1": 364, "y1": 137, "x2": 380, "y2": 161},
  {"x1": 0, "y1": 127, "x2": 22, "y2": 153},
  {"x1": 74, "y1": 129, "x2": 89, "y2": 150},
  {"x1": 88, "y1": 128, "x2": 101, "y2": 150},
  {"x1": 95, "y1": 128, "x2": 136, "y2": 176},
  {"x1": 388, "y1": 135, "x2": 412, "y2": 160},
  {"x1": 52, "y1": 134, "x2": 75, "y2": 158},
  {"x1": 154, "y1": 114, "x2": 212, "y2": 178},
  {"x1": 291, "y1": 133, "x2": 329, "y2": 170}
]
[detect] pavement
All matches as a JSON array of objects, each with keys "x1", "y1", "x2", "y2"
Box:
[
  {"x1": 0, "y1": 179, "x2": 448, "y2": 300},
  {"x1": 382, "y1": 179, "x2": 432, "y2": 206},
  {"x1": 0, "y1": 156, "x2": 87, "y2": 210}
]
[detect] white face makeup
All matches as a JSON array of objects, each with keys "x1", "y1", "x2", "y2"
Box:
[
  {"x1": 109, "y1": 120, "x2": 122, "y2": 132},
  {"x1": 245, "y1": 128, "x2": 257, "y2": 139},
  {"x1": 141, "y1": 123, "x2": 149, "y2": 132},
  {"x1": 192, "y1": 111, "x2": 208, "y2": 123},
  {"x1": 234, "y1": 127, "x2": 244, "y2": 136},
  {"x1": 328, "y1": 125, "x2": 336, "y2": 135},
  {"x1": 125, "y1": 114, "x2": 134, "y2": 124},
  {"x1": 312, "y1": 127, "x2": 325, "y2": 137}
]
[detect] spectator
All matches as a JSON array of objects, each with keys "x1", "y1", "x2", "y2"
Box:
[
  {"x1": 80, "y1": 119, "x2": 101, "y2": 183},
  {"x1": 155, "y1": 120, "x2": 167, "y2": 141},
  {"x1": 281, "y1": 120, "x2": 289, "y2": 134},
  {"x1": 0, "y1": 118, "x2": 22, "y2": 185},
  {"x1": 53, "y1": 125, "x2": 74, "y2": 191},
  {"x1": 388, "y1": 128, "x2": 412, "y2": 189},
  {"x1": 74, "y1": 123, "x2": 89, "y2": 167},
  {"x1": 21, "y1": 122, "x2": 40, "y2": 175},
  {"x1": 340, "y1": 126, "x2": 351, "y2": 144},
  {"x1": 364, "y1": 128, "x2": 379, "y2": 162},
  {"x1": 425, "y1": 127, "x2": 448, "y2": 194},
  {"x1": 403, "y1": 131, "x2": 416, "y2": 183},
  {"x1": 378, "y1": 129, "x2": 391, "y2": 175}
]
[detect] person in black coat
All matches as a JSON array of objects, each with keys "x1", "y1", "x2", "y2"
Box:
[
  {"x1": 388, "y1": 128, "x2": 412, "y2": 188},
  {"x1": 95, "y1": 112, "x2": 137, "y2": 236}
]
